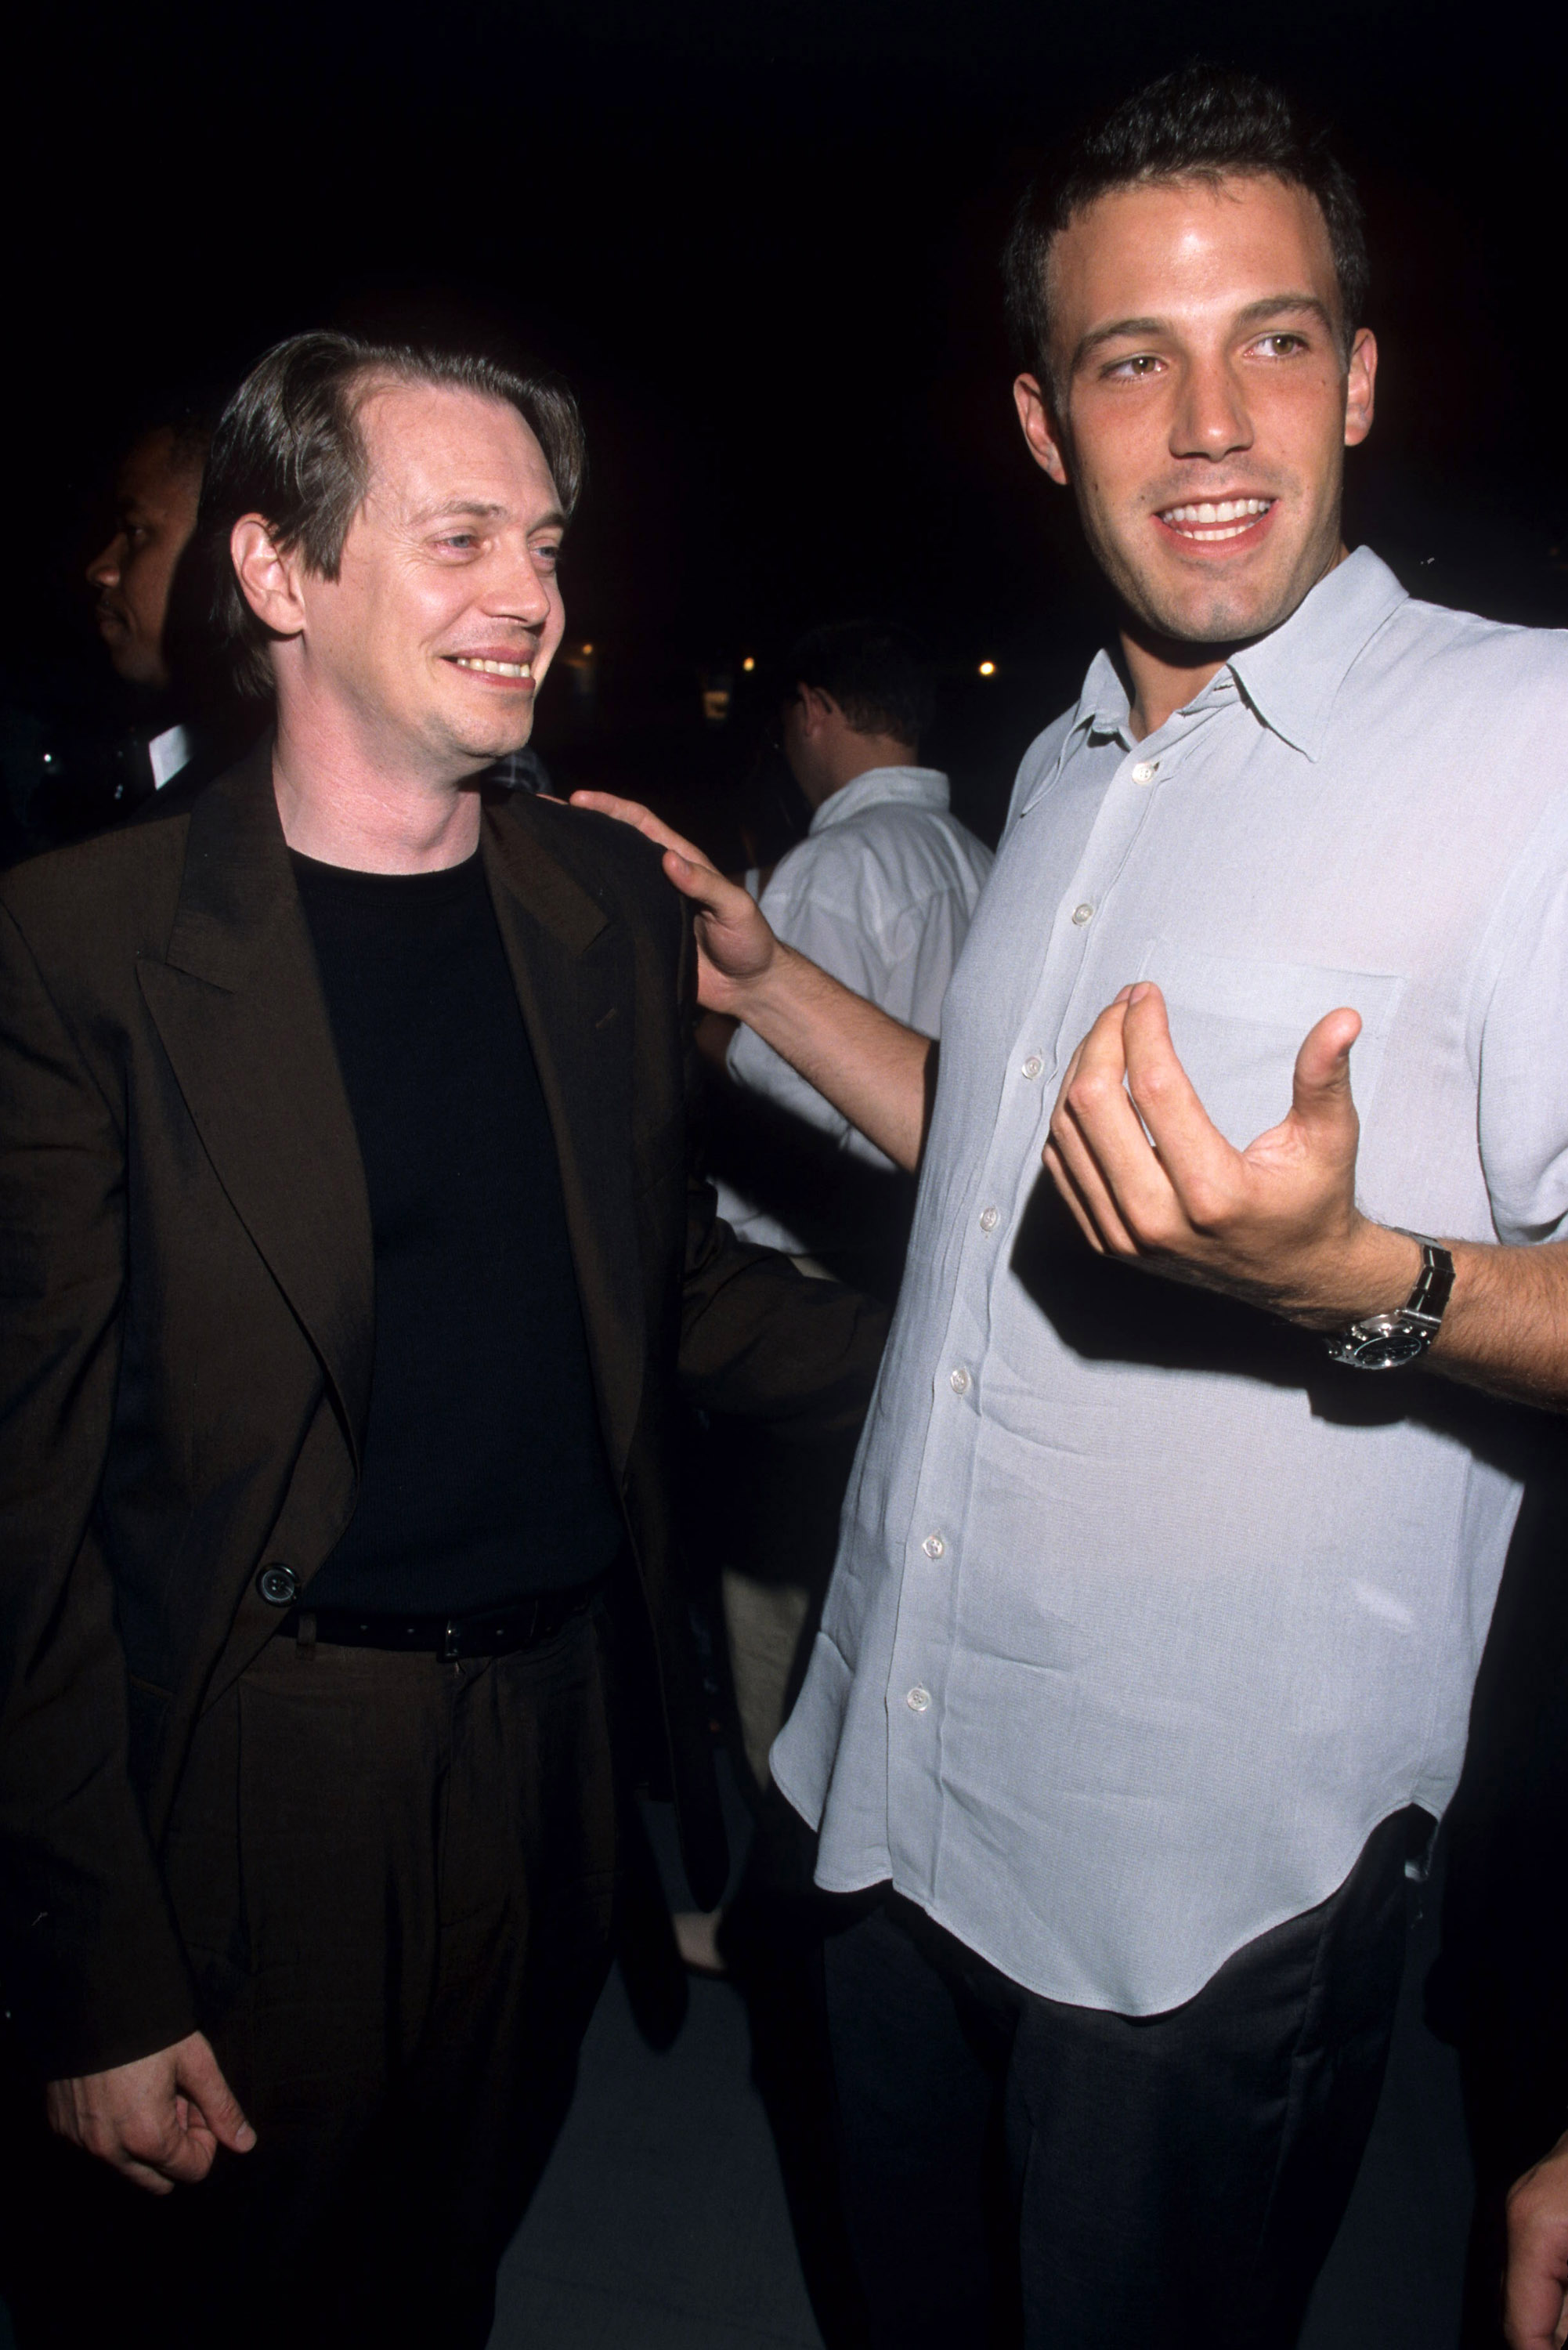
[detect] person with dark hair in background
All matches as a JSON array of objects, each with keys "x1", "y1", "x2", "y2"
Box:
[
  {"x1": 1, "y1": 414, "x2": 226, "y2": 860},
  {"x1": 0, "y1": 327, "x2": 884, "y2": 2347},
  {"x1": 85, "y1": 414, "x2": 215, "y2": 797},
  {"x1": 581, "y1": 65, "x2": 1568, "y2": 2348}
]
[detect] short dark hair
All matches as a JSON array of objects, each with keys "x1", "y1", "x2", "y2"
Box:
[
  {"x1": 122, "y1": 410, "x2": 215, "y2": 479},
  {"x1": 1003, "y1": 65, "x2": 1367, "y2": 390},
  {"x1": 199, "y1": 331, "x2": 586, "y2": 700},
  {"x1": 788, "y1": 620, "x2": 935, "y2": 748}
]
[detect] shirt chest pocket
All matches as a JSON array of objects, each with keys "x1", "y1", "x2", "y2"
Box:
[{"x1": 1137, "y1": 944, "x2": 1405, "y2": 1152}]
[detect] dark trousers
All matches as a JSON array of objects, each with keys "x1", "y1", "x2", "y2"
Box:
[
  {"x1": 7, "y1": 1607, "x2": 617, "y2": 2350},
  {"x1": 822, "y1": 1811, "x2": 1417, "y2": 2350}
]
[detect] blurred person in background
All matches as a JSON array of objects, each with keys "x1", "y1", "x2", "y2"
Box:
[
  {"x1": 84, "y1": 411, "x2": 226, "y2": 805},
  {"x1": 690, "y1": 620, "x2": 992, "y2": 1909},
  {"x1": 676, "y1": 620, "x2": 991, "y2": 2350},
  {"x1": 2, "y1": 408, "x2": 240, "y2": 862}
]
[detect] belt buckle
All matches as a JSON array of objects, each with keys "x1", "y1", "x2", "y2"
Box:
[{"x1": 441, "y1": 1618, "x2": 461, "y2": 1661}]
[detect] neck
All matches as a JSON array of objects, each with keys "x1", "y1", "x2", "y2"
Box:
[
  {"x1": 1117, "y1": 540, "x2": 1351, "y2": 742},
  {"x1": 1115, "y1": 631, "x2": 1231, "y2": 743},
  {"x1": 271, "y1": 695, "x2": 485, "y2": 874},
  {"x1": 810, "y1": 736, "x2": 918, "y2": 809}
]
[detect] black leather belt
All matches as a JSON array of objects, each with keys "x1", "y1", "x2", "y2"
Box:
[{"x1": 276, "y1": 1582, "x2": 600, "y2": 1659}]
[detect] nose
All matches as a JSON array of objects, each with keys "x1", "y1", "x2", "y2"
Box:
[
  {"x1": 86, "y1": 531, "x2": 125, "y2": 590},
  {"x1": 1169, "y1": 353, "x2": 1254, "y2": 465},
  {"x1": 488, "y1": 538, "x2": 554, "y2": 631}
]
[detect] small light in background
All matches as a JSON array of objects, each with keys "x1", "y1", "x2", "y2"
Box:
[
  {"x1": 977, "y1": 660, "x2": 997, "y2": 678},
  {"x1": 742, "y1": 655, "x2": 757, "y2": 673},
  {"x1": 581, "y1": 642, "x2": 594, "y2": 656}
]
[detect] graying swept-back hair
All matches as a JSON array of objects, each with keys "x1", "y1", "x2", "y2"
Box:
[{"x1": 199, "y1": 329, "x2": 586, "y2": 700}]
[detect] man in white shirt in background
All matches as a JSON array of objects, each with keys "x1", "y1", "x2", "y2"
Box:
[
  {"x1": 714, "y1": 620, "x2": 992, "y2": 1288},
  {"x1": 703, "y1": 620, "x2": 992, "y2": 1813}
]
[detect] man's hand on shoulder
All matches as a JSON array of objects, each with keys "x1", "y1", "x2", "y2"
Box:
[
  {"x1": 46, "y1": 2029, "x2": 255, "y2": 2195},
  {"x1": 1507, "y1": 2132, "x2": 1568, "y2": 2348},
  {"x1": 569, "y1": 792, "x2": 785, "y2": 1015}
]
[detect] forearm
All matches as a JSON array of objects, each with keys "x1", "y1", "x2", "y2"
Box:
[
  {"x1": 1430, "y1": 1238, "x2": 1568, "y2": 1409},
  {"x1": 737, "y1": 943, "x2": 934, "y2": 1173},
  {"x1": 1276, "y1": 1219, "x2": 1568, "y2": 1410}
]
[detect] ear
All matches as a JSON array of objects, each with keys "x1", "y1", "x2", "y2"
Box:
[
  {"x1": 229, "y1": 515, "x2": 308, "y2": 641},
  {"x1": 797, "y1": 683, "x2": 836, "y2": 737},
  {"x1": 1013, "y1": 373, "x2": 1071, "y2": 487},
  {"x1": 1343, "y1": 327, "x2": 1377, "y2": 449}
]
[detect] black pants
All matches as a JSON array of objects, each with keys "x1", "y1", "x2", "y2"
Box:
[
  {"x1": 822, "y1": 1811, "x2": 1418, "y2": 2350},
  {"x1": 6, "y1": 1607, "x2": 617, "y2": 2350}
]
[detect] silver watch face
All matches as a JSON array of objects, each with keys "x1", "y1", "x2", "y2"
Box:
[{"x1": 1337, "y1": 1324, "x2": 1429, "y2": 1371}]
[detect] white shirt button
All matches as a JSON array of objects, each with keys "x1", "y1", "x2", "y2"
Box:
[
  {"x1": 979, "y1": 1205, "x2": 999, "y2": 1233},
  {"x1": 1131, "y1": 760, "x2": 1158, "y2": 784},
  {"x1": 1071, "y1": 902, "x2": 1094, "y2": 926},
  {"x1": 906, "y1": 1686, "x2": 932, "y2": 1713},
  {"x1": 1021, "y1": 1054, "x2": 1044, "y2": 1080},
  {"x1": 949, "y1": 1368, "x2": 970, "y2": 1394},
  {"x1": 922, "y1": 1532, "x2": 946, "y2": 1558}
]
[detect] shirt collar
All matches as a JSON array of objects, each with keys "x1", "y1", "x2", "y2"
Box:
[
  {"x1": 1225, "y1": 545, "x2": 1407, "y2": 760},
  {"x1": 1062, "y1": 544, "x2": 1410, "y2": 766},
  {"x1": 809, "y1": 765, "x2": 950, "y2": 834}
]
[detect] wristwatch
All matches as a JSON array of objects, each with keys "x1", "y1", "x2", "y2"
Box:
[{"x1": 1322, "y1": 1234, "x2": 1455, "y2": 1370}]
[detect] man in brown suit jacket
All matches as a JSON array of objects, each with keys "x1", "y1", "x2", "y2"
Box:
[{"x1": 0, "y1": 332, "x2": 884, "y2": 2345}]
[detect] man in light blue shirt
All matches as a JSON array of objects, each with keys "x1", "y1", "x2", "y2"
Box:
[{"x1": 578, "y1": 65, "x2": 1568, "y2": 2350}]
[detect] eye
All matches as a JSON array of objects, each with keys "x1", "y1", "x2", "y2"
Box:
[
  {"x1": 435, "y1": 532, "x2": 479, "y2": 552},
  {"x1": 1104, "y1": 352, "x2": 1164, "y2": 381},
  {"x1": 532, "y1": 540, "x2": 562, "y2": 570},
  {"x1": 1252, "y1": 332, "x2": 1310, "y2": 358}
]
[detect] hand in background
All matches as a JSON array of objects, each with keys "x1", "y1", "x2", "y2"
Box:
[
  {"x1": 47, "y1": 2029, "x2": 255, "y2": 2195},
  {"x1": 1508, "y1": 2134, "x2": 1568, "y2": 2349}
]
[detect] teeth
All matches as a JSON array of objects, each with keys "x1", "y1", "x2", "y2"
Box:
[
  {"x1": 1158, "y1": 497, "x2": 1272, "y2": 534},
  {"x1": 454, "y1": 656, "x2": 532, "y2": 678}
]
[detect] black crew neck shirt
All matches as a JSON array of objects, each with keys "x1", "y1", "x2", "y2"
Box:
[{"x1": 291, "y1": 847, "x2": 623, "y2": 1612}]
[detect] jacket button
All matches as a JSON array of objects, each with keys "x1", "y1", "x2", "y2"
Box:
[{"x1": 256, "y1": 1563, "x2": 299, "y2": 1607}]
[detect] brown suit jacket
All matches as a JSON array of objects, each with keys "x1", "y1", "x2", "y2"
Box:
[{"x1": 0, "y1": 743, "x2": 886, "y2": 2077}]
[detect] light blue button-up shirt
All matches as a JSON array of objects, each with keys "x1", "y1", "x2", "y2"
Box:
[{"x1": 771, "y1": 548, "x2": 1568, "y2": 2016}]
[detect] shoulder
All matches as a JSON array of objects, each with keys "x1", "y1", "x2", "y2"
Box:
[
  {"x1": 1364, "y1": 595, "x2": 1568, "y2": 703},
  {"x1": 2, "y1": 804, "x2": 191, "y2": 974},
  {"x1": 500, "y1": 792, "x2": 683, "y2": 947}
]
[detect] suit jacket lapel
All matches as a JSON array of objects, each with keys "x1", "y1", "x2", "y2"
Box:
[
  {"x1": 136, "y1": 742, "x2": 374, "y2": 1459},
  {"x1": 482, "y1": 794, "x2": 646, "y2": 1478}
]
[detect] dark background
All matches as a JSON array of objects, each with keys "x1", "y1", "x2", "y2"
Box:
[{"x1": 8, "y1": 0, "x2": 1568, "y2": 848}]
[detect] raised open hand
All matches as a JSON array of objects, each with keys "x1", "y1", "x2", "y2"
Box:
[
  {"x1": 569, "y1": 792, "x2": 780, "y2": 1014},
  {"x1": 1043, "y1": 980, "x2": 1416, "y2": 1325}
]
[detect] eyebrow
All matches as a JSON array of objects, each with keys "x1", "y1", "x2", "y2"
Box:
[
  {"x1": 406, "y1": 497, "x2": 568, "y2": 533},
  {"x1": 1071, "y1": 291, "x2": 1336, "y2": 374}
]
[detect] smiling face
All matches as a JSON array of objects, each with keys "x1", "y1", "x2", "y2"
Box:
[
  {"x1": 1014, "y1": 172, "x2": 1375, "y2": 652},
  {"x1": 86, "y1": 428, "x2": 204, "y2": 688},
  {"x1": 280, "y1": 380, "x2": 567, "y2": 779}
]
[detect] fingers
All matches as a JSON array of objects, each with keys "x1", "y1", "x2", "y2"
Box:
[
  {"x1": 1048, "y1": 992, "x2": 1183, "y2": 1253},
  {"x1": 569, "y1": 791, "x2": 712, "y2": 873},
  {"x1": 176, "y1": 2034, "x2": 255, "y2": 2157},
  {"x1": 1288, "y1": 1007, "x2": 1362, "y2": 1137},
  {"x1": 1118, "y1": 985, "x2": 1237, "y2": 1225},
  {"x1": 45, "y1": 2031, "x2": 253, "y2": 2196},
  {"x1": 1041, "y1": 1139, "x2": 1115, "y2": 1254},
  {"x1": 1505, "y1": 2149, "x2": 1568, "y2": 2350}
]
